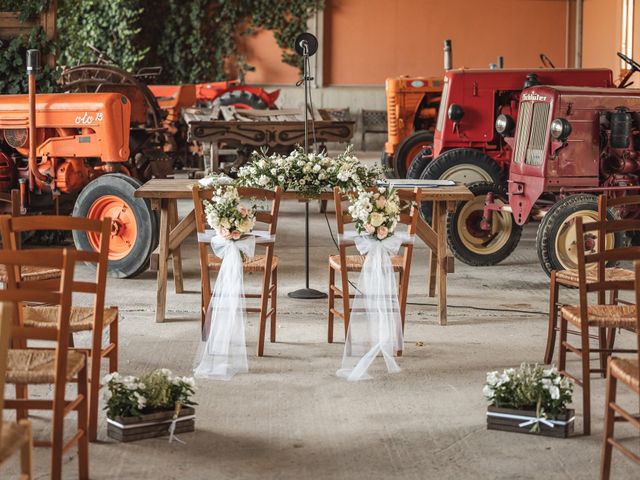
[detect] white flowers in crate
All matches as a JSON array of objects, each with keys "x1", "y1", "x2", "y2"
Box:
[
  {"x1": 349, "y1": 187, "x2": 400, "y2": 240},
  {"x1": 236, "y1": 145, "x2": 381, "y2": 196},
  {"x1": 203, "y1": 185, "x2": 256, "y2": 240},
  {"x1": 103, "y1": 369, "x2": 196, "y2": 419},
  {"x1": 483, "y1": 363, "x2": 573, "y2": 416}
]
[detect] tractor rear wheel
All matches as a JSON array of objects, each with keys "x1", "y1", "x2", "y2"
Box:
[
  {"x1": 393, "y1": 130, "x2": 434, "y2": 178},
  {"x1": 536, "y1": 194, "x2": 621, "y2": 276},
  {"x1": 214, "y1": 90, "x2": 268, "y2": 110},
  {"x1": 73, "y1": 174, "x2": 157, "y2": 278},
  {"x1": 420, "y1": 148, "x2": 504, "y2": 223},
  {"x1": 406, "y1": 148, "x2": 431, "y2": 179},
  {"x1": 447, "y1": 181, "x2": 522, "y2": 266}
]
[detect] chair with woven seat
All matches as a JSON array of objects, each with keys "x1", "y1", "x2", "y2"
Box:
[
  {"x1": 600, "y1": 260, "x2": 640, "y2": 478},
  {"x1": 558, "y1": 217, "x2": 640, "y2": 436},
  {"x1": 0, "y1": 248, "x2": 89, "y2": 480},
  {"x1": 544, "y1": 194, "x2": 640, "y2": 365},
  {"x1": 0, "y1": 301, "x2": 33, "y2": 480},
  {"x1": 192, "y1": 185, "x2": 282, "y2": 356},
  {"x1": 328, "y1": 186, "x2": 421, "y2": 347},
  {"x1": 0, "y1": 214, "x2": 117, "y2": 442}
]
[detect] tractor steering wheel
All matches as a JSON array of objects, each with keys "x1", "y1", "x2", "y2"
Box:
[
  {"x1": 617, "y1": 51, "x2": 640, "y2": 72},
  {"x1": 88, "y1": 44, "x2": 117, "y2": 65}
]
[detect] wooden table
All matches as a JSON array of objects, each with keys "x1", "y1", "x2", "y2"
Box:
[{"x1": 135, "y1": 179, "x2": 473, "y2": 325}]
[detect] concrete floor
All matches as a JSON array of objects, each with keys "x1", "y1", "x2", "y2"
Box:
[{"x1": 5, "y1": 153, "x2": 640, "y2": 479}]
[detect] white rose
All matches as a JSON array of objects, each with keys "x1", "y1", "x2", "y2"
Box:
[
  {"x1": 549, "y1": 386, "x2": 560, "y2": 400},
  {"x1": 259, "y1": 175, "x2": 270, "y2": 186},
  {"x1": 482, "y1": 385, "x2": 494, "y2": 399},
  {"x1": 220, "y1": 218, "x2": 231, "y2": 229},
  {"x1": 369, "y1": 212, "x2": 385, "y2": 227}
]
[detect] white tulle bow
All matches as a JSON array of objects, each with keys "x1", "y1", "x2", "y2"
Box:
[
  {"x1": 193, "y1": 234, "x2": 256, "y2": 381},
  {"x1": 336, "y1": 233, "x2": 409, "y2": 381}
]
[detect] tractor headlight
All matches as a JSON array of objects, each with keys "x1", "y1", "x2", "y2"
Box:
[
  {"x1": 448, "y1": 103, "x2": 464, "y2": 122},
  {"x1": 495, "y1": 114, "x2": 514, "y2": 135},
  {"x1": 550, "y1": 118, "x2": 572, "y2": 140}
]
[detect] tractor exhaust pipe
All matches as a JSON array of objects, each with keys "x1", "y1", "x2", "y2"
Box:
[
  {"x1": 26, "y1": 49, "x2": 48, "y2": 186},
  {"x1": 444, "y1": 39, "x2": 452, "y2": 70}
]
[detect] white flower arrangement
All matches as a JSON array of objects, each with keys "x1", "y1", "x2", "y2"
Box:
[
  {"x1": 348, "y1": 187, "x2": 400, "y2": 240},
  {"x1": 236, "y1": 145, "x2": 381, "y2": 196},
  {"x1": 483, "y1": 363, "x2": 573, "y2": 417},
  {"x1": 203, "y1": 185, "x2": 256, "y2": 241},
  {"x1": 103, "y1": 369, "x2": 196, "y2": 419}
]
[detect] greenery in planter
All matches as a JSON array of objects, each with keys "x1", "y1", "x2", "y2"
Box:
[
  {"x1": 104, "y1": 369, "x2": 196, "y2": 419},
  {"x1": 483, "y1": 363, "x2": 573, "y2": 417}
]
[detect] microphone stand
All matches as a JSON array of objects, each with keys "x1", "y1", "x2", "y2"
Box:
[{"x1": 288, "y1": 41, "x2": 327, "y2": 300}]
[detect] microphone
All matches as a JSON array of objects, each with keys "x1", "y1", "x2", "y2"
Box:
[{"x1": 294, "y1": 32, "x2": 318, "y2": 57}]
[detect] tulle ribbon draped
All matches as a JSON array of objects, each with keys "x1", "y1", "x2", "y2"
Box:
[
  {"x1": 336, "y1": 233, "x2": 410, "y2": 381},
  {"x1": 194, "y1": 233, "x2": 256, "y2": 380}
]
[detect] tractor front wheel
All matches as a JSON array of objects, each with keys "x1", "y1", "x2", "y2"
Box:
[
  {"x1": 447, "y1": 181, "x2": 522, "y2": 266},
  {"x1": 393, "y1": 130, "x2": 434, "y2": 178},
  {"x1": 73, "y1": 173, "x2": 157, "y2": 278},
  {"x1": 535, "y1": 194, "x2": 621, "y2": 276}
]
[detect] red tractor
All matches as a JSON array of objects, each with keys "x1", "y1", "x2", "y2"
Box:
[
  {"x1": 457, "y1": 77, "x2": 640, "y2": 274},
  {"x1": 0, "y1": 50, "x2": 158, "y2": 278}
]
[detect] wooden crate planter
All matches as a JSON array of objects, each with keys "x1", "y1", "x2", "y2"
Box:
[
  {"x1": 107, "y1": 407, "x2": 195, "y2": 442},
  {"x1": 487, "y1": 406, "x2": 575, "y2": 438}
]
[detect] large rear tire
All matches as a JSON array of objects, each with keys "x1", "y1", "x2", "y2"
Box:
[
  {"x1": 394, "y1": 130, "x2": 434, "y2": 178},
  {"x1": 447, "y1": 181, "x2": 522, "y2": 266},
  {"x1": 73, "y1": 174, "x2": 157, "y2": 278},
  {"x1": 214, "y1": 90, "x2": 268, "y2": 110},
  {"x1": 406, "y1": 148, "x2": 431, "y2": 179},
  {"x1": 420, "y1": 148, "x2": 504, "y2": 223},
  {"x1": 535, "y1": 194, "x2": 621, "y2": 276}
]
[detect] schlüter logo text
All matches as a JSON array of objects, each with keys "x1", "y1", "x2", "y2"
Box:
[{"x1": 521, "y1": 92, "x2": 547, "y2": 102}]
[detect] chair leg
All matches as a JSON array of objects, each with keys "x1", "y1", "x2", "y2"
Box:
[
  {"x1": 50, "y1": 391, "x2": 66, "y2": 480},
  {"x1": 19, "y1": 419, "x2": 33, "y2": 480},
  {"x1": 558, "y1": 314, "x2": 568, "y2": 373},
  {"x1": 581, "y1": 326, "x2": 591, "y2": 436},
  {"x1": 340, "y1": 270, "x2": 351, "y2": 339},
  {"x1": 88, "y1": 345, "x2": 102, "y2": 442},
  {"x1": 598, "y1": 327, "x2": 608, "y2": 378},
  {"x1": 328, "y1": 266, "x2": 335, "y2": 343},
  {"x1": 270, "y1": 267, "x2": 277, "y2": 343},
  {"x1": 544, "y1": 273, "x2": 559, "y2": 364},
  {"x1": 256, "y1": 269, "x2": 271, "y2": 357},
  {"x1": 15, "y1": 384, "x2": 28, "y2": 421},
  {"x1": 600, "y1": 362, "x2": 617, "y2": 480},
  {"x1": 109, "y1": 315, "x2": 119, "y2": 373},
  {"x1": 77, "y1": 365, "x2": 90, "y2": 480}
]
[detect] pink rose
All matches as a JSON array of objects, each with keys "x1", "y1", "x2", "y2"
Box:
[
  {"x1": 217, "y1": 227, "x2": 231, "y2": 240},
  {"x1": 238, "y1": 206, "x2": 248, "y2": 217},
  {"x1": 377, "y1": 226, "x2": 388, "y2": 240},
  {"x1": 364, "y1": 223, "x2": 375, "y2": 234},
  {"x1": 231, "y1": 230, "x2": 241, "y2": 240},
  {"x1": 375, "y1": 197, "x2": 386, "y2": 209}
]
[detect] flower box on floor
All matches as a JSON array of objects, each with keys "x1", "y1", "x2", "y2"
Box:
[
  {"x1": 486, "y1": 406, "x2": 574, "y2": 438},
  {"x1": 107, "y1": 407, "x2": 196, "y2": 442}
]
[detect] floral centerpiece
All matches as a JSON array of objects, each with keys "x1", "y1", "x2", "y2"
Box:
[
  {"x1": 484, "y1": 363, "x2": 574, "y2": 437},
  {"x1": 348, "y1": 187, "x2": 400, "y2": 240},
  {"x1": 235, "y1": 145, "x2": 381, "y2": 196},
  {"x1": 104, "y1": 369, "x2": 196, "y2": 442},
  {"x1": 203, "y1": 185, "x2": 256, "y2": 241}
]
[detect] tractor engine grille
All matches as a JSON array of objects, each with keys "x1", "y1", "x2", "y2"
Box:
[
  {"x1": 386, "y1": 94, "x2": 398, "y2": 138},
  {"x1": 512, "y1": 101, "x2": 551, "y2": 166}
]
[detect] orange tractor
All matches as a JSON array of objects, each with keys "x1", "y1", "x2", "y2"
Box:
[{"x1": 0, "y1": 50, "x2": 157, "y2": 278}]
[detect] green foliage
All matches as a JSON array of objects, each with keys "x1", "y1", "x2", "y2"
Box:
[
  {"x1": 0, "y1": 28, "x2": 58, "y2": 94},
  {"x1": 57, "y1": 0, "x2": 148, "y2": 72},
  {"x1": 0, "y1": 0, "x2": 49, "y2": 21}
]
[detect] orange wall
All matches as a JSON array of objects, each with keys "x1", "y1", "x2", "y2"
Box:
[
  {"x1": 236, "y1": 28, "x2": 300, "y2": 84},
  {"x1": 323, "y1": 0, "x2": 570, "y2": 85},
  {"x1": 582, "y1": 0, "x2": 623, "y2": 76}
]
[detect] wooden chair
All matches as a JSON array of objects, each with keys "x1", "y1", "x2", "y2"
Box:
[
  {"x1": 328, "y1": 187, "x2": 421, "y2": 353},
  {"x1": 600, "y1": 261, "x2": 640, "y2": 478},
  {"x1": 0, "y1": 301, "x2": 33, "y2": 480},
  {"x1": 558, "y1": 217, "x2": 640, "y2": 435},
  {"x1": 0, "y1": 214, "x2": 117, "y2": 442},
  {"x1": 0, "y1": 248, "x2": 89, "y2": 480},
  {"x1": 544, "y1": 194, "x2": 639, "y2": 365},
  {"x1": 192, "y1": 186, "x2": 281, "y2": 356}
]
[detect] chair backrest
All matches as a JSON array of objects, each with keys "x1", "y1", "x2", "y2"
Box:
[
  {"x1": 0, "y1": 249, "x2": 76, "y2": 399},
  {"x1": 0, "y1": 215, "x2": 111, "y2": 331},
  {"x1": 576, "y1": 217, "x2": 640, "y2": 296},
  {"x1": 333, "y1": 187, "x2": 421, "y2": 267}
]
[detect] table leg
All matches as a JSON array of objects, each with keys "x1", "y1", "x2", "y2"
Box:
[
  {"x1": 436, "y1": 201, "x2": 448, "y2": 326},
  {"x1": 428, "y1": 201, "x2": 439, "y2": 297},
  {"x1": 168, "y1": 200, "x2": 184, "y2": 294},
  {"x1": 156, "y1": 199, "x2": 170, "y2": 323}
]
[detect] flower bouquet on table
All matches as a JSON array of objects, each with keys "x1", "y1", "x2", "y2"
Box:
[
  {"x1": 484, "y1": 363, "x2": 574, "y2": 438},
  {"x1": 104, "y1": 369, "x2": 196, "y2": 442}
]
